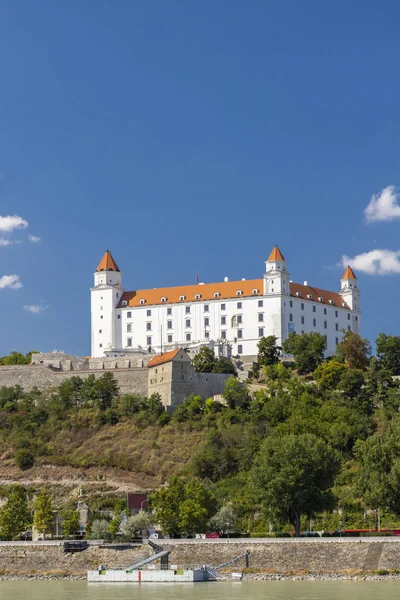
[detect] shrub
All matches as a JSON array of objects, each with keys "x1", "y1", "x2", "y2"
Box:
[
  {"x1": 15, "y1": 449, "x2": 34, "y2": 470},
  {"x1": 377, "y1": 569, "x2": 389, "y2": 576}
]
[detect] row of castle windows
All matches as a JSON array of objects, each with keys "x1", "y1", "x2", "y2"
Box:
[
  {"x1": 123, "y1": 300, "x2": 265, "y2": 320},
  {"x1": 124, "y1": 313, "x2": 266, "y2": 333},
  {"x1": 289, "y1": 315, "x2": 356, "y2": 329}
]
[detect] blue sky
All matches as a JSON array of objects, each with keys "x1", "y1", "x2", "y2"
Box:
[{"x1": 1, "y1": 0, "x2": 400, "y2": 355}]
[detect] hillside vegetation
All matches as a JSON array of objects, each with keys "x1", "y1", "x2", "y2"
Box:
[{"x1": 1, "y1": 331, "x2": 400, "y2": 535}]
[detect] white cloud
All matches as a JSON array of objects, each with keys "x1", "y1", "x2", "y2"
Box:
[
  {"x1": 341, "y1": 249, "x2": 400, "y2": 275},
  {"x1": 0, "y1": 215, "x2": 28, "y2": 233},
  {"x1": 23, "y1": 304, "x2": 48, "y2": 314},
  {"x1": 365, "y1": 186, "x2": 400, "y2": 222},
  {"x1": 0, "y1": 274, "x2": 22, "y2": 289},
  {"x1": 28, "y1": 235, "x2": 41, "y2": 243},
  {"x1": 0, "y1": 239, "x2": 13, "y2": 246}
]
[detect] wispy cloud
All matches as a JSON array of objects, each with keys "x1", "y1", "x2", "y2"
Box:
[
  {"x1": 0, "y1": 239, "x2": 13, "y2": 246},
  {"x1": 28, "y1": 235, "x2": 41, "y2": 243},
  {"x1": 0, "y1": 274, "x2": 22, "y2": 289},
  {"x1": 341, "y1": 249, "x2": 400, "y2": 275},
  {"x1": 0, "y1": 215, "x2": 28, "y2": 233},
  {"x1": 365, "y1": 186, "x2": 400, "y2": 223},
  {"x1": 23, "y1": 304, "x2": 48, "y2": 314}
]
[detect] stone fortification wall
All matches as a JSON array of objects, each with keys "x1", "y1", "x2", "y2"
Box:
[
  {"x1": 170, "y1": 372, "x2": 231, "y2": 406},
  {"x1": 1, "y1": 540, "x2": 400, "y2": 576},
  {"x1": 0, "y1": 364, "x2": 148, "y2": 396},
  {"x1": 31, "y1": 352, "x2": 153, "y2": 371}
]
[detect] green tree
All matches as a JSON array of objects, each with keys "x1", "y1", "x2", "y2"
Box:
[
  {"x1": 33, "y1": 489, "x2": 53, "y2": 540},
  {"x1": 258, "y1": 336, "x2": 282, "y2": 367},
  {"x1": 212, "y1": 357, "x2": 236, "y2": 374},
  {"x1": 250, "y1": 434, "x2": 340, "y2": 536},
  {"x1": 88, "y1": 519, "x2": 110, "y2": 540},
  {"x1": 336, "y1": 331, "x2": 371, "y2": 370},
  {"x1": 0, "y1": 486, "x2": 31, "y2": 540},
  {"x1": 376, "y1": 333, "x2": 400, "y2": 376},
  {"x1": 222, "y1": 377, "x2": 249, "y2": 409},
  {"x1": 150, "y1": 476, "x2": 217, "y2": 536},
  {"x1": 192, "y1": 346, "x2": 216, "y2": 373},
  {"x1": 108, "y1": 513, "x2": 122, "y2": 539},
  {"x1": 313, "y1": 361, "x2": 348, "y2": 391},
  {"x1": 15, "y1": 448, "x2": 35, "y2": 470},
  {"x1": 282, "y1": 332, "x2": 326, "y2": 375},
  {"x1": 208, "y1": 504, "x2": 239, "y2": 535},
  {"x1": 0, "y1": 351, "x2": 38, "y2": 366},
  {"x1": 94, "y1": 372, "x2": 119, "y2": 411},
  {"x1": 61, "y1": 509, "x2": 80, "y2": 538},
  {"x1": 123, "y1": 512, "x2": 154, "y2": 539}
]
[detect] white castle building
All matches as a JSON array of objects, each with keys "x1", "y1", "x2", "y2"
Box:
[{"x1": 91, "y1": 246, "x2": 360, "y2": 359}]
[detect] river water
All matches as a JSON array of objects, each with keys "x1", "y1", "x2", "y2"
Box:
[{"x1": 1, "y1": 581, "x2": 400, "y2": 600}]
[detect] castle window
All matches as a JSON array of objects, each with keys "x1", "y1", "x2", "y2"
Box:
[
  {"x1": 179, "y1": 295, "x2": 186, "y2": 301},
  {"x1": 167, "y1": 307, "x2": 172, "y2": 315},
  {"x1": 335, "y1": 310, "x2": 338, "y2": 318},
  {"x1": 289, "y1": 314, "x2": 293, "y2": 322},
  {"x1": 313, "y1": 318, "x2": 316, "y2": 327},
  {"x1": 204, "y1": 317, "x2": 209, "y2": 327},
  {"x1": 296, "y1": 292, "x2": 301, "y2": 297},
  {"x1": 301, "y1": 303, "x2": 304, "y2": 310},
  {"x1": 289, "y1": 301, "x2": 293, "y2": 307},
  {"x1": 252, "y1": 289, "x2": 259, "y2": 295},
  {"x1": 186, "y1": 333, "x2": 191, "y2": 341},
  {"x1": 127, "y1": 338, "x2": 132, "y2": 347},
  {"x1": 195, "y1": 293, "x2": 201, "y2": 300},
  {"x1": 221, "y1": 303, "x2": 226, "y2": 310},
  {"x1": 237, "y1": 329, "x2": 243, "y2": 339},
  {"x1": 168, "y1": 334, "x2": 173, "y2": 343},
  {"x1": 324, "y1": 321, "x2": 327, "y2": 329},
  {"x1": 348, "y1": 325, "x2": 351, "y2": 331},
  {"x1": 186, "y1": 306, "x2": 191, "y2": 314},
  {"x1": 301, "y1": 317, "x2": 304, "y2": 325},
  {"x1": 161, "y1": 297, "x2": 167, "y2": 303},
  {"x1": 238, "y1": 345, "x2": 243, "y2": 354},
  {"x1": 122, "y1": 301, "x2": 127, "y2": 307},
  {"x1": 140, "y1": 299, "x2": 145, "y2": 305},
  {"x1": 236, "y1": 290, "x2": 242, "y2": 296},
  {"x1": 258, "y1": 328, "x2": 264, "y2": 337},
  {"x1": 101, "y1": 316, "x2": 104, "y2": 320},
  {"x1": 324, "y1": 335, "x2": 327, "y2": 342},
  {"x1": 318, "y1": 297, "x2": 323, "y2": 302},
  {"x1": 147, "y1": 336, "x2": 152, "y2": 346},
  {"x1": 336, "y1": 323, "x2": 339, "y2": 331},
  {"x1": 204, "y1": 305, "x2": 209, "y2": 312},
  {"x1": 186, "y1": 319, "x2": 191, "y2": 328},
  {"x1": 221, "y1": 330, "x2": 227, "y2": 339},
  {"x1": 221, "y1": 316, "x2": 226, "y2": 325},
  {"x1": 329, "y1": 300, "x2": 334, "y2": 305},
  {"x1": 348, "y1": 313, "x2": 351, "y2": 320},
  {"x1": 307, "y1": 294, "x2": 312, "y2": 299},
  {"x1": 147, "y1": 309, "x2": 152, "y2": 317},
  {"x1": 258, "y1": 300, "x2": 263, "y2": 307},
  {"x1": 205, "y1": 331, "x2": 210, "y2": 338},
  {"x1": 237, "y1": 301, "x2": 242, "y2": 309},
  {"x1": 99, "y1": 329, "x2": 102, "y2": 333},
  {"x1": 167, "y1": 320, "x2": 172, "y2": 329},
  {"x1": 214, "y1": 292, "x2": 220, "y2": 298},
  {"x1": 324, "y1": 308, "x2": 327, "y2": 315},
  {"x1": 355, "y1": 316, "x2": 358, "y2": 322},
  {"x1": 100, "y1": 306, "x2": 103, "y2": 310},
  {"x1": 336, "y1": 337, "x2": 339, "y2": 345},
  {"x1": 127, "y1": 323, "x2": 132, "y2": 332},
  {"x1": 313, "y1": 306, "x2": 316, "y2": 313},
  {"x1": 237, "y1": 315, "x2": 242, "y2": 324},
  {"x1": 258, "y1": 313, "x2": 264, "y2": 322},
  {"x1": 99, "y1": 344, "x2": 102, "y2": 348},
  {"x1": 146, "y1": 322, "x2": 152, "y2": 331},
  {"x1": 127, "y1": 311, "x2": 132, "y2": 318}
]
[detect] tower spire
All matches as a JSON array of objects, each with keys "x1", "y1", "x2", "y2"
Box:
[{"x1": 96, "y1": 250, "x2": 120, "y2": 272}]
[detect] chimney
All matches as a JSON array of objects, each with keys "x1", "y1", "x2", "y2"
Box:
[
  {"x1": 304, "y1": 281, "x2": 308, "y2": 286},
  {"x1": 224, "y1": 276, "x2": 229, "y2": 282}
]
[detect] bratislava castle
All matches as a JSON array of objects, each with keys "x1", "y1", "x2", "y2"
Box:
[{"x1": 91, "y1": 246, "x2": 360, "y2": 359}]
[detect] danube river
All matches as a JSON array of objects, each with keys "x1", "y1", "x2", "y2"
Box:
[{"x1": 2, "y1": 580, "x2": 400, "y2": 600}]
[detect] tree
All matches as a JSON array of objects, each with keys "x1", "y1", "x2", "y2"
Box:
[
  {"x1": 258, "y1": 336, "x2": 282, "y2": 367},
  {"x1": 0, "y1": 486, "x2": 31, "y2": 540},
  {"x1": 249, "y1": 434, "x2": 340, "y2": 536},
  {"x1": 94, "y1": 372, "x2": 119, "y2": 411},
  {"x1": 0, "y1": 351, "x2": 38, "y2": 366},
  {"x1": 208, "y1": 504, "x2": 239, "y2": 535},
  {"x1": 192, "y1": 346, "x2": 216, "y2": 373},
  {"x1": 61, "y1": 509, "x2": 81, "y2": 538},
  {"x1": 33, "y1": 489, "x2": 53, "y2": 540},
  {"x1": 108, "y1": 513, "x2": 122, "y2": 539},
  {"x1": 222, "y1": 377, "x2": 249, "y2": 409},
  {"x1": 88, "y1": 519, "x2": 110, "y2": 540},
  {"x1": 336, "y1": 331, "x2": 371, "y2": 370},
  {"x1": 123, "y1": 512, "x2": 154, "y2": 539},
  {"x1": 212, "y1": 357, "x2": 236, "y2": 374},
  {"x1": 376, "y1": 333, "x2": 400, "y2": 376},
  {"x1": 282, "y1": 332, "x2": 326, "y2": 375},
  {"x1": 150, "y1": 476, "x2": 217, "y2": 536},
  {"x1": 15, "y1": 448, "x2": 35, "y2": 470},
  {"x1": 313, "y1": 361, "x2": 348, "y2": 391}
]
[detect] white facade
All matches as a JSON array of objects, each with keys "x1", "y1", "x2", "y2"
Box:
[{"x1": 90, "y1": 248, "x2": 361, "y2": 359}]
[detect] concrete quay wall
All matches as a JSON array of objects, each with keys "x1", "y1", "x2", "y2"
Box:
[{"x1": 1, "y1": 540, "x2": 400, "y2": 576}]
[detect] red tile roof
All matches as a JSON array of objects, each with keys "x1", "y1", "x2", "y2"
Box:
[
  {"x1": 118, "y1": 279, "x2": 350, "y2": 310},
  {"x1": 96, "y1": 250, "x2": 120, "y2": 272},
  {"x1": 268, "y1": 245, "x2": 285, "y2": 261},
  {"x1": 147, "y1": 348, "x2": 183, "y2": 368},
  {"x1": 342, "y1": 266, "x2": 357, "y2": 280}
]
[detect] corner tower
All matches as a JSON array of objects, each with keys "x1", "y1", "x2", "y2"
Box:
[
  {"x1": 91, "y1": 250, "x2": 124, "y2": 357},
  {"x1": 263, "y1": 245, "x2": 290, "y2": 295},
  {"x1": 340, "y1": 265, "x2": 360, "y2": 311}
]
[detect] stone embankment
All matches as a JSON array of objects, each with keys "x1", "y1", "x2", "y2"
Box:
[{"x1": 2, "y1": 540, "x2": 400, "y2": 580}]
